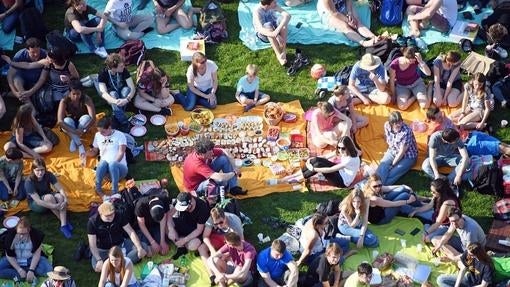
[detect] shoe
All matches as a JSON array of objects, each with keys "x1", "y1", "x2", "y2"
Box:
[
  {"x1": 229, "y1": 186, "x2": 247, "y2": 195},
  {"x1": 69, "y1": 141, "x2": 77, "y2": 153},
  {"x1": 243, "y1": 104, "x2": 255, "y2": 112},
  {"x1": 94, "y1": 47, "x2": 108, "y2": 59},
  {"x1": 295, "y1": 48, "x2": 310, "y2": 66},
  {"x1": 60, "y1": 225, "x2": 72, "y2": 239},
  {"x1": 67, "y1": 222, "x2": 74, "y2": 231},
  {"x1": 502, "y1": 100, "x2": 507, "y2": 108},
  {"x1": 172, "y1": 247, "x2": 187, "y2": 260}
]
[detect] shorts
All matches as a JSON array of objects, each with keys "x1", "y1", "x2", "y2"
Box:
[
  {"x1": 414, "y1": 7, "x2": 450, "y2": 33},
  {"x1": 239, "y1": 91, "x2": 267, "y2": 100},
  {"x1": 256, "y1": 22, "x2": 277, "y2": 43},
  {"x1": 440, "y1": 79, "x2": 463, "y2": 91},
  {"x1": 10, "y1": 132, "x2": 44, "y2": 149},
  {"x1": 317, "y1": 0, "x2": 346, "y2": 27},
  {"x1": 466, "y1": 131, "x2": 500, "y2": 156},
  {"x1": 29, "y1": 199, "x2": 49, "y2": 213},
  {"x1": 396, "y1": 78, "x2": 427, "y2": 99}
]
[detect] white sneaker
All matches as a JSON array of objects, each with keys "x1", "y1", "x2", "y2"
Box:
[{"x1": 94, "y1": 47, "x2": 108, "y2": 58}]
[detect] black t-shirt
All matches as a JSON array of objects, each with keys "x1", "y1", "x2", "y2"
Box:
[
  {"x1": 64, "y1": 5, "x2": 98, "y2": 29},
  {"x1": 306, "y1": 253, "x2": 337, "y2": 284},
  {"x1": 134, "y1": 195, "x2": 171, "y2": 228},
  {"x1": 98, "y1": 67, "x2": 131, "y2": 93},
  {"x1": 87, "y1": 212, "x2": 129, "y2": 250},
  {"x1": 173, "y1": 199, "x2": 210, "y2": 237},
  {"x1": 461, "y1": 252, "x2": 494, "y2": 286},
  {"x1": 26, "y1": 172, "x2": 58, "y2": 198}
]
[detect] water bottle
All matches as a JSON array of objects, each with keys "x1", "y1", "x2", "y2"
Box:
[
  {"x1": 219, "y1": 186, "x2": 225, "y2": 203},
  {"x1": 415, "y1": 38, "x2": 429, "y2": 53},
  {"x1": 161, "y1": 266, "x2": 171, "y2": 287}
]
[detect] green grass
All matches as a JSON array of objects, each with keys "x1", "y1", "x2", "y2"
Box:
[{"x1": 1, "y1": 0, "x2": 508, "y2": 285}]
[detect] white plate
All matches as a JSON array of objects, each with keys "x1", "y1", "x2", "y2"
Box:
[
  {"x1": 3, "y1": 216, "x2": 20, "y2": 229},
  {"x1": 150, "y1": 115, "x2": 166, "y2": 126},
  {"x1": 130, "y1": 126, "x2": 147, "y2": 137},
  {"x1": 129, "y1": 114, "x2": 147, "y2": 126}
]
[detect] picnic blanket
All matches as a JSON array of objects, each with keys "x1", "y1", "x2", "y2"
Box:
[
  {"x1": 401, "y1": 5, "x2": 492, "y2": 45},
  {"x1": 0, "y1": 244, "x2": 54, "y2": 286},
  {"x1": 74, "y1": 0, "x2": 195, "y2": 53},
  {"x1": 238, "y1": 0, "x2": 371, "y2": 51},
  {"x1": 0, "y1": 29, "x2": 15, "y2": 51},
  {"x1": 343, "y1": 217, "x2": 457, "y2": 283},
  {"x1": 169, "y1": 100, "x2": 309, "y2": 198}
]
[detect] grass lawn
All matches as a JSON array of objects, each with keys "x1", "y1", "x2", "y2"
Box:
[{"x1": 1, "y1": 0, "x2": 509, "y2": 285}]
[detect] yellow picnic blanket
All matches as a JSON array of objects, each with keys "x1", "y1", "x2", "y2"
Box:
[
  {"x1": 354, "y1": 102, "x2": 458, "y2": 169},
  {"x1": 169, "y1": 100, "x2": 308, "y2": 198}
]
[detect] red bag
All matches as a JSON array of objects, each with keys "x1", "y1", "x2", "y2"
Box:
[{"x1": 118, "y1": 40, "x2": 146, "y2": 66}]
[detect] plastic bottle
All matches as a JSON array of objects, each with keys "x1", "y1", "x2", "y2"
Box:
[
  {"x1": 161, "y1": 266, "x2": 171, "y2": 287},
  {"x1": 415, "y1": 38, "x2": 428, "y2": 53},
  {"x1": 219, "y1": 186, "x2": 225, "y2": 203}
]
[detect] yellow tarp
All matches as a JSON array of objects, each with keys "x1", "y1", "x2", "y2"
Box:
[{"x1": 169, "y1": 100, "x2": 308, "y2": 198}]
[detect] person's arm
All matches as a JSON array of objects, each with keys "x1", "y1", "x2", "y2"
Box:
[
  {"x1": 26, "y1": 245, "x2": 43, "y2": 282},
  {"x1": 67, "y1": 62, "x2": 80, "y2": 80},
  {"x1": 202, "y1": 225, "x2": 217, "y2": 253},
  {"x1": 159, "y1": 213, "x2": 169, "y2": 254},
  {"x1": 416, "y1": 53, "x2": 431, "y2": 76},
  {"x1": 6, "y1": 254, "x2": 26, "y2": 278},
  {"x1": 431, "y1": 224, "x2": 456, "y2": 253},
  {"x1": 137, "y1": 87, "x2": 158, "y2": 103},
  {"x1": 88, "y1": 234, "x2": 104, "y2": 272},
  {"x1": 478, "y1": 98, "x2": 491, "y2": 128},
  {"x1": 84, "y1": 97, "x2": 96, "y2": 131},
  {"x1": 444, "y1": 66, "x2": 461, "y2": 99},
  {"x1": 25, "y1": 69, "x2": 49, "y2": 97},
  {"x1": 392, "y1": 142, "x2": 409, "y2": 166},
  {"x1": 271, "y1": 5, "x2": 291, "y2": 36},
  {"x1": 296, "y1": 232, "x2": 317, "y2": 266},
  {"x1": 453, "y1": 147, "x2": 469, "y2": 186},
  {"x1": 98, "y1": 259, "x2": 110, "y2": 287},
  {"x1": 57, "y1": 100, "x2": 80, "y2": 136},
  {"x1": 409, "y1": 200, "x2": 433, "y2": 217},
  {"x1": 187, "y1": 74, "x2": 209, "y2": 98},
  {"x1": 98, "y1": 82, "x2": 118, "y2": 104},
  {"x1": 124, "y1": 224, "x2": 147, "y2": 259},
  {"x1": 408, "y1": 0, "x2": 442, "y2": 21},
  {"x1": 137, "y1": 216, "x2": 158, "y2": 251},
  {"x1": 348, "y1": 78, "x2": 370, "y2": 104},
  {"x1": 312, "y1": 157, "x2": 353, "y2": 174},
  {"x1": 29, "y1": 191, "x2": 58, "y2": 209},
  {"x1": 424, "y1": 200, "x2": 453, "y2": 238},
  {"x1": 389, "y1": 67, "x2": 396, "y2": 100},
  {"x1": 14, "y1": 128, "x2": 40, "y2": 158},
  {"x1": 371, "y1": 70, "x2": 387, "y2": 92},
  {"x1": 454, "y1": 261, "x2": 467, "y2": 287},
  {"x1": 166, "y1": 207, "x2": 179, "y2": 242},
  {"x1": 0, "y1": 0, "x2": 22, "y2": 17},
  {"x1": 0, "y1": 169, "x2": 11, "y2": 194},
  {"x1": 226, "y1": 258, "x2": 253, "y2": 280},
  {"x1": 53, "y1": 181, "x2": 68, "y2": 208},
  {"x1": 433, "y1": 66, "x2": 443, "y2": 104},
  {"x1": 13, "y1": 167, "x2": 22, "y2": 196},
  {"x1": 120, "y1": 260, "x2": 135, "y2": 287},
  {"x1": 372, "y1": 195, "x2": 414, "y2": 208},
  {"x1": 428, "y1": 147, "x2": 440, "y2": 178},
  {"x1": 210, "y1": 70, "x2": 219, "y2": 97},
  {"x1": 163, "y1": 0, "x2": 185, "y2": 16},
  {"x1": 115, "y1": 144, "x2": 126, "y2": 163},
  {"x1": 259, "y1": 271, "x2": 280, "y2": 287},
  {"x1": 331, "y1": 264, "x2": 341, "y2": 287},
  {"x1": 181, "y1": 223, "x2": 205, "y2": 243},
  {"x1": 1, "y1": 55, "x2": 48, "y2": 70},
  {"x1": 460, "y1": 86, "x2": 469, "y2": 114},
  {"x1": 125, "y1": 77, "x2": 136, "y2": 101}
]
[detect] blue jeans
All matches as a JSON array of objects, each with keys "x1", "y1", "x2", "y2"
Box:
[
  {"x1": 108, "y1": 87, "x2": 131, "y2": 128},
  {"x1": 422, "y1": 155, "x2": 471, "y2": 183},
  {"x1": 95, "y1": 160, "x2": 128, "y2": 194},
  {"x1": 63, "y1": 115, "x2": 92, "y2": 147},
  {"x1": 0, "y1": 256, "x2": 52, "y2": 279},
  {"x1": 0, "y1": 180, "x2": 26, "y2": 201},
  {"x1": 437, "y1": 274, "x2": 470, "y2": 287},
  {"x1": 67, "y1": 17, "x2": 104, "y2": 52},
  {"x1": 196, "y1": 154, "x2": 238, "y2": 194},
  {"x1": 492, "y1": 79, "x2": 509, "y2": 104},
  {"x1": 376, "y1": 187, "x2": 412, "y2": 225},
  {"x1": 105, "y1": 282, "x2": 139, "y2": 287},
  {"x1": 174, "y1": 88, "x2": 216, "y2": 111},
  {"x1": 376, "y1": 151, "x2": 417, "y2": 185},
  {"x1": 0, "y1": 3, "x2": 20, "y2": 33},
  {"x1": 338, "y1": 224, "x2": 379, "y2": 247},
  {"x1": 400, "y1": 200, "x2": 434, "y2": 223}
]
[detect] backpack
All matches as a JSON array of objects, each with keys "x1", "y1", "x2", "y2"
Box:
[
  {"x1": 118, "y1": 40, "x2": 146, "y2": 66},
  {"x1": 364, "y1": 39, "x2": 395, "y2": 63},
  {"x1": 32, "y1": 85, "x2": 57, "y2": 128},
  {"x1": 115, "y1": 186, "x2": 143, "y2": 227},
  {"x1": 46, "y1": 30, "x2": 77, "y2": 61},
  {"x1": 199, "y1": 0, "x2": 228, "y2": 43},
  {"x1": 471, "y1": 163, "x2": 503, "y2": 197},
  {"x1": 493, "y1": 198, "x2": 510, "y2": 221},
  {"x1": 19, "y1": 7, "x2": 47, "y2": 42},
  {"x1": 315, "y1": 199, "x2": 342, "y2": 216},
  {"x1": 384, "y1": 47, "x2": 403, "y2": 68},
  {"x1": 333, "y1": 65, "x2": 353, "y2": 85},
  {"x1": 379, "y1": 0, "x2": 404, "y2": 26}
]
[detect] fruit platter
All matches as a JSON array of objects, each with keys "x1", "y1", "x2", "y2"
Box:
[{"x1": 190, "y1": 108, "x2": 214, "y2": 126}]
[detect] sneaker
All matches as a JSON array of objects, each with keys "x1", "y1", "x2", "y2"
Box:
[
  {"x1": 94, "y1": 47, "x2": 108, "y2": 59},
  {"x1": 243, "y1": 104, "x2": 255, "y2": 112},
  {"x1": 172, "y1": 247, "x2": 187, "y2": 260},
  {"x1": 60, "y1": 225, "x2": 72, "y2": 239},
  {"x1": 69, "y1": 141, "x2": 77, "y2": 153}
]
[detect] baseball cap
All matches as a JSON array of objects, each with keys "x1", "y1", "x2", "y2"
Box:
[
  {"x1": 174, "y1": 192, "x2": 192, "y2": 212},
  {"x1": 149, "y1": 198, "x2": 165, "y2": 222}
]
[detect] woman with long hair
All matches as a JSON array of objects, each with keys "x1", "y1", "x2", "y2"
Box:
[
  {"x1": 309, "y1": 101, "x2": 352, "y2": 148},
  {"x1": 436, "y1": 242, "x2": 494, "y2": 287},
  {"x1": 450, "y1": 73, "x2": 493, "y2": 130},
  {"x1": 174, "y1": 52, "x2": 218, "y2": 111},
  {"x1": 327, "y1": 85, "x2": 368, "y2": 133},
  {"x1": 389, "y1": 46, "x2": 431, "y2": 110},
  {"x1": 25, "y1": 159, "x2": 72, "y2": 239},
  {"x1": 429, "y1": 51, "x2": 463, "y2": 108},
  {"x1": 363, "y1": 174, "x2": 417, "y2": 225},
  {"x1": 408, "y1": 178, "x2": 461, "y2": 242},
  {"x1": 338, "y1": 189, "x2": 379, "y2": 248},
  {"x1": 296, "y1": 213, "x2": 350, "y2": 267},
  {"x1": 98, "y1": 246, "x2": 139, "y2": 287},
  {"x1": 3, "y1": 104, "x2": 53, "y2": 158},
  {"x1": 302, "y1": 136, "x2": 360, "y2": 188},
  {"x1": 134, "y1": 61, "x2": 175, "y2": 115}
]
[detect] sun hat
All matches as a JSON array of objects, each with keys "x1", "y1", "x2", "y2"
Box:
[
  {"x1": 174, "y1": 192, "x2": 192, "y2": 212},
  {"x1": 359, "y1": 53, "x2": 382, "y2": 71},
  {"x1": 47, "y1": 266, "x2": 71, "y2": 281},
  {"x1": 98, "y1": 202, "x2": 115, "y2": 216}
]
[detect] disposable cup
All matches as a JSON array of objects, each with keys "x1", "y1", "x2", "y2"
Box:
[
  {"x1": 417, "y1": 243, "x2": 423, "y2": 253},
  {"x1": 400, "y1": 239, "x2": 407, "y2": 248},
  {"x1": 372, "y1": 250, "x2": 379, "y2": 258}
]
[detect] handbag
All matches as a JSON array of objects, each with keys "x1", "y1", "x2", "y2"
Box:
[{"x1": 461, "y1": 52, "x2": 496, "y2": 75}]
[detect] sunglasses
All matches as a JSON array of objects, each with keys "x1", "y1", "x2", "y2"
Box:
[
  {"x1": 337, "y1": 146, "x2": 346, "y2": 150},
  {"x1": 372, "y1": 184, "x2": 383, "y2": 188}
]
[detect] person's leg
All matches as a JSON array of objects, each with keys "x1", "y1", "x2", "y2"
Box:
[
  {"x1": 422, "y1": 156, "x2": 448, "y2": 178},
  {"x1": 262, "y1": 23, "x2": 286, "y2": 66},
  {"x1": 368, "y1": 89, "x2": 392, "y2": 105},
  {"x1": 436, "y1": 274, "x2": 459, "y2": 287},
  {"x1": 109, "y1": 89, "x2": 130, "y2": 128},
  {"x1": 406, "y1": 5, "x2": 424, "y2": 37},
  {"x1": 429, "y1": 11, "x2": 450, "y2": 33},
  {"x1": 173, "y1": 7, "x2": 194, "y2": 29},
  {"x1": 492, "y1": 80, "x2": 508, "y2": 106},
  {"x1": 62, "y1": 117, "x2": 82, "y2": 150},
  {"x1": 15, "y1": 179, "x2": 26, "y2": 200},
  {"x1": 210, "y1": 154, "x2": 238, "y2": 188},
  {"x1": 352, "y1": 111, "x2": 368, "y2": 129},
  {"x1": 2, "y1": 9, "x2": 20, "y2": 34},
  {"x1": 53, "y1": 193, "x2": 69, "y2": 227},
  {"x1": 155, "y1": 13, "x2": 180, "y2": 34},
  {"x1": 177, "y1": 88, "x2": 198, "y2": 111},
  {"x1": 0, "y1": 256, "x2": 19, "y2": 279},
  {"x1": 396, "y1": 84, "x2": 416, "y2": 110},
  {"x1": 329, "y1": 237, "x2": 350, "y2": 254},
  {"x1": 444, "y1": 155, "x2": 466, "y2": 183},
  {"x1": 95, "y1": 160, "x2": 109, "y2": 195},
  {"x1": 413, "y1": 79, "x2": 430, "y2": 109},
  {"x1": 376, "y1": 151, "x2": 395, "y2": 185},
  {"x1": 0, "y1": 182, "x2": 9, "y2": 201},
  {"x1": 446, "y1": 88, "x2": 462, "y2": 108},
  {"x1": 134, "y1": 94, "x2": 161, "y2": 112},
  {"x1": 31, "y1": 256, "x2": 53, "y2": 277},
  {"x1": 108, "y1": 162, "x2": 128, "y2": 194},
  {"x1": 124, "y1": 238, "x2": 148, "y2": 263},
  {"x1": 256, "y1": 92, "x2": 271, "y2": 106},
  {"x1": 327, "y1": 14, "x2": 369, "y2": 46},
  {"x1": 131, "y1": 14, "x2": 154, "y2": 33},
  {"x1": 195, "y1": 88, "x2": 216, "y2": 109},
  {"x1": 379, "y1": 191, "x2": 411, "y2": 224},
  {"x1": 384, "y1": 157, "x2": 417, "y2": 185},
  {"x1": 458, "y1": 110, "x2": 483, "y2": 130},
  {"x1": 363, "y1": 229, "x2": 379, "y2": 247},
  {"x1": 114, "y1": 25, "x2": 141, "y2": 40},
  {"x1": 350, "y1": 8, "x2": 376, "y2": 39}
]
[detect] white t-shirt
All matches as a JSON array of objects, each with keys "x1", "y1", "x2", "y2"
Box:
[
  {"x1": 338, "y1": 156, "x2": 360, "y2": 186},
  {"x1": 186, "y1": 60, "x2": 218, "y2": 92},
  {"x1": 93, "y1": 130, "x2": 127, "y2": 166},
  {"x1": 104, "y1": 0, "x2": 133, "y2": 23},
  {"x1": 113, "y1": 257, "x2": 137, "y2": 285},
  {"x1": 438, "y1": 0, "x2": 457, "y2": 28}
]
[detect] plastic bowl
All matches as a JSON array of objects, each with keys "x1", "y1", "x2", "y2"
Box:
[
  {"x1": 165, "y1": 123, "x2": 180, "y2": 137},
  {"x1": 276, "y1": 138, "x2": 291, "y2": 150}
]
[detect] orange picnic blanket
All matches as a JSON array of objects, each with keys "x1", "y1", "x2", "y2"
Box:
[
  {"x1": 169, "y1": 100, "x2": 309, "y2": 198},
  {"x1": 354, "y1": 102, "x2": 458, "y2": 169}
]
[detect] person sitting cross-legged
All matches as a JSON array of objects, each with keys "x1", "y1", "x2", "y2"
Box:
[
  {"x1": 348, "y1": 53, "x2": 390, "y2": 106},
  {"x1": 41, "y1": 266, "x2": 77, "y2": 287},
  {"x1": 98, "y1": 246, "x2": 139, "y2": 287},
  {"x1": 134, "y1": 193, "x2": 171, "y2": 256},
  {"x1": 0, "y1": 147, "x2": 25, "y2": 201},
  {"x1": 104, "y1": 0, "x2": 153, "y2": 40},
  {"x1": 405, "y1": 0, "x2": 457, "y2": 37},
  {"x1": 207, "y1": 232, "x2": 257, "y2": 287},
  {"x1": 344, "y1": 262, "x2": 374, "y2": 286},
  {"x1": 302, "y1": 242, "x2": 346, "y2": 287},
  {"x1": 235, "y1": 64, "x2": 271, "y2": 112},
  {"x1": 256, "y1": 239, "x2": 298, "y2": 287}
]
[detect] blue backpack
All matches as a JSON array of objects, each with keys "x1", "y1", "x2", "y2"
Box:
[{"x1": 379, "y1": 0, "x2": 403, "y2": 26}]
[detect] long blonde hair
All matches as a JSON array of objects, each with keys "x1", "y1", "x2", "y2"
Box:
[
  {"x1": 341, "y1": 189, "x2": 367, "y2": 218},
  {"x1": 363, "y1": 174, "x2": 382, "y2": 197},
  {"x1": 106, "y1": 246, "x2": 127, "y2": 284}
]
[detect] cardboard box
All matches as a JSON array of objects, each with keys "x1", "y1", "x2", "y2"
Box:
[
  {"x1": 449, "y1": 20, "x2": 479, "y2": 42},
  {"x1": 180, "y1": 38, "x2": 205, "y2": 61}
]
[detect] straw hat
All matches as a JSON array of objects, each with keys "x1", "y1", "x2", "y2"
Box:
[
  {"x1": 359, "y1": 53, "x2": 382, "y2": 71},
  {"x1": 47, "y1": 266, "x2": 71, "y2": 281}
]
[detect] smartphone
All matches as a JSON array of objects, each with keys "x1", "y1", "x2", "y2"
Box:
[
  {"x1": 410, "y1": 227, "x2": 421, "y2": 236},
  {"x1": 296, "y1": 22, "x2": 303, "y2": 29},
  {"x1": 462, "y1": 11, "x2": 474, "y2": 20},
  {"x1": 395, "y1": 229, "x2": 405, "y2": 236}
]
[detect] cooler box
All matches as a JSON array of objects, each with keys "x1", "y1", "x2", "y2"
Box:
[{"x1": 180, "y1": 39, "x2": 205, "y2": 61}]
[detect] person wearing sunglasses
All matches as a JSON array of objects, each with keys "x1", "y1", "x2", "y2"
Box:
[
  {"x1": 198, "y1": 207, "x2": 244, "y2": 284},
  {"x1": 376, "y1": 111, "x2": 418, "y2": 185},
  {"x1": 363, "y1": 174, "x2": 417, "y2": 225},
  {"x1": 302, "y1": 136, "x2": 360, "y2": 188},
  {"x1": 174, "y1": 52, "x2": 218, "y2": 111},
  {"x1": 41, "y1": 266, "x2": 77, "y2": 287},
  {"x1": 430, "y1": 208, "x2": 486, "y2": 262}
]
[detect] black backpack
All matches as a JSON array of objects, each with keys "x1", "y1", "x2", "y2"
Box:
[
  {"x1": 315, "y1": 198, "x2": 342, "y2": 216},
  {"x1": 384, "y1": 47, "x2": 404, "y2": 68},
  {"x1": 115, "y1": 186, "x2": 143, "y2": 228},
  {"x1": 19, "y1": 7, "x2": 47, "y2": 42},
  {"x1": 333, "y1": 66, "x2": 353, "y2": 86},
  {"x1": 472, "y1": 163, "x2": 503, "y2": 197},
  {"x1": 46, "y1": 30, "x2": 77, "y2": 61},
  {"x1": 364, "y1": 39, "x2": 395, "y2": 63}
]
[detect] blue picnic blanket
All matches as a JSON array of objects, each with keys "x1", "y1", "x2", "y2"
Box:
[
  {"x1": 401, "y1": 5, "x2": 492, "y2": 45},
  {"x1": 238, "y1": 0, "x2": 371, "y2": 51},
  {"x1": 0, "y1": 28, "x2": 16, "y2": 51},
  {"x1": 74, "y1": 0, "x2": 195, "y2": 53}
]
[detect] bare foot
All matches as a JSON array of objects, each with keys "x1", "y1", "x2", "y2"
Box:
[
  {"x1": 360, "y1": 38, "x2": 376, "y2": 47},
  {"x1": 277, "y1": 52, "x2": 287, "y2": 66}
]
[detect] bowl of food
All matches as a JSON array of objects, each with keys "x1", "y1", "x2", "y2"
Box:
[
  {"x1": 282, "y1": 112, "x2": 297, "y2": 123},
  {"x1": 263, "y1": 102, "x2": 284, "y2": 126},
  {"x1": 277, "y1": 138, "x2": 291, "y2": 150},
  {"x1": 191, "y1": 108, "x2": 214, "y2": 126},
  {"x1": 165, "y1": 123, "x2": 180, "y2": 137}
]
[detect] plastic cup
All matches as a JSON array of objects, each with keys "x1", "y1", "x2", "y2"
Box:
[
  {"x1": 180, "y1": 125, "x2": 190, "y2": 136},
  {"x1": 257, "y1": 233, "x2": 264, "y2": 242},
  {"x1": 417, "y1": 243, "x2": 423, "y2": 253},
  {"x1": 235, "y1": 159, "x2": 243, "y2": 168},
  {"x1": 400, "y1": 239, "x2": 407, "y2": 248},
  {"x1": 372, "y1": 250, "x2": 379, "y2": 258},
  {"x1": 501, "y1": 120, "x2": 508, "y2": 128}
]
